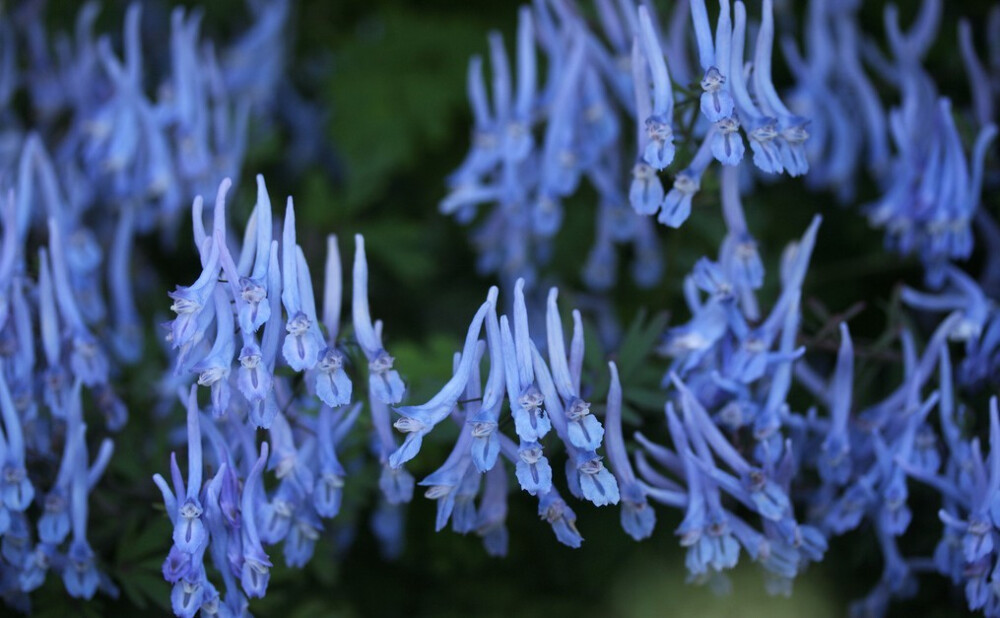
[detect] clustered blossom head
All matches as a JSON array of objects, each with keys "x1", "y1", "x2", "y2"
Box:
[
  {"x1": 155, "y1": 174, "x2": 640, "y2": 615},
  {"x1": 2, "y1": 1, "x2": 296, "y2": 230},
  {"x1": 390, "y1": 279, "x2": 626, "y2": 547},
  {"x1": 865, "y1": 52, "x2": 996, "y2": 284},
  {"x1": 166, "y1": 183, "x2": 359, "y2": 482},
  {"x1": 441, "y1": 2, "x2": 664, "y2": 292},
  {"x1": 157, "y1": 176, "x2": 372, "y2": 614},
  {"x1": 0, "y1": 0, "x2": 320, "y2": 610},
  {"x1": 443, "y1": 0, "x2": 816, "y2": 295},
  {"x1": 629, "y1": 0, "x2": 811, "y2": 224},
  {"x1": 0, "y1": 0, "x2": 316, "y2": 379},
  {"x1": 784, "y1": 0, "x2": 998, "y2": 285},
  {"x1": 781, "y1": 0, "x2": 891, "y2": 201},
  {"x1": 0, "y1": 192, "x2": 117, "y2": 604},
  {"x1": 597, "y1": 213, "x2": 824, "y2": 591},
  {"x1": 780, "y1": 281, "x2": 1000, "y2": 615}
]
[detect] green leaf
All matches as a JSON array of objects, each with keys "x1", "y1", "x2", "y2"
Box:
[
  {"x1": 362, "y1": 218, "x2": 441, "y2": 282},
  {"x1": 617, "y1": 310, "x2": 669, "y2": 381},
  {"x1": 116, "y1": 573, "x2": 149, "y2": 611},
  {"x1": 128, "y1": 573, "x2": 172, "y2": 613},
  {"x1": 327, "y1": 6, "x2": 505, "y2": 212},
  {"x1": 621, "y1": 402, "x2": 643, "y2": 426},
  {"x1": 115, "y1": 516, "x2": 170, "y2": 565}
]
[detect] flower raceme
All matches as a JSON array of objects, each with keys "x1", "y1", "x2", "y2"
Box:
[
  {"x1": 155, "y1": 175, "x2": 644, "y2": 616},
  {"x1": 156, "y1": 175, "x2": 843, "y2": 615},
  {"x1": 0, "y1": 1, "x2": 315, "y2": 605},
  {"x1": 444, "y1": 0, "x2": 816, "y2": 295}
]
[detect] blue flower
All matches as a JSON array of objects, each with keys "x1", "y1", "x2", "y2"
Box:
[
  {"x1": 39, "y1": 414, "x2": 86, "y2": 544},
  {"x1": 818, "y1": 324, "x2": 854, "y2": 485},
  {"x1": 467, "y1": 294, "x2": 505, "y2": 474},
  {"x1": 753, "y1": 0, "x2": 809, "y2": 176},
  {"x1": 168, "y1": 234, "x2": 221, "y2": 354},
  {"x1": 537, "y1": 27, "x2": 586, "y2": 204},
  {"x1": 173, "y1": 388, "x2": 208, "y2": 555},
  {"x1": 47, "y1": 218, "x2": 109, "y2": 387},
  {"x1": 537, "y1": 489, "x2": 583, "y2": 548},
  {"x1": 240, "y1": 443, "x2": 273, "y2": 599},
  {"x1": 475, "y1": 463, "x2": 510, "y2": 556},
  {"x1": 170, "y1": 558, "x2": 208, "y2": 618},
  {"x1": 352, "y1": 235, "x2": 405, "y2": 405},
  {"x1": 690, "y1": 0, "x2": 734, "y2": 124},
  {"x1": 63, "y1": 418, "x2": 103, "y2": 599},
  {"x1": 190, "y1": 286, "x2": 234, "y2": 418},
  {"x1": 389, "y1": 288, "x2": 496, "y2": 468},
  {"x1": 0, "y1": 371, "x2": 33, "y2": 511},
  {"x1": 658, "y1": 136, "x2": 714, "y2": 228},
  {"x1": 628, "y1": 37, "x2": 666, "y2": 208},
  {"x1": 314, "y1": 235, "x2": 353, "y2": 407},
  {"x1": 504, "y1": 280, "x2": 551, "y2": 444},
  {"x1": 202, "y1": 463, "x2": 244, "y2": 615},
  {"x1": 313, "y1": 405, "x2": 359, "y2": 518},
  {"x1": 573, "y1": 449, "x2": 620, "y2": 507},
  {"x1": 284, "y1": 507, "x2": 322, "y2": 569},
  {"x1": 372, "y1": 388, "x2": 415, "y2": 506},
  {"x1": 420, "y1": 425, "x2": 476, "y2": 532},
  {"x1": 233, "y1": 176, "x2": 274, "y2": 335},
  {"x1": 280, "y1": 200, "x2": 324, "y2": 372},
  {"x1": 545, "y1": 289, "x2": 605, "y2": 452},
  {"x1": 730, "y1": 2, "x2": 783, "y2": 174},
  {"x1": 637, "y1": 6, "x2": 675, "y2": 171},
  {"x1": 604, "y1": 361, "x2": 656, "y2": 540},
  {"x1": 512, "y1": 440, "x2": 551, "y2": 497}
]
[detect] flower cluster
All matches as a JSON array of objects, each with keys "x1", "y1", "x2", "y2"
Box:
[
  {"x1": 602, "y1": 209, "x2": 824, "y2": 591},
  {"x1": 781, "y1": 0, "x2": 891, "y2": 201},
  {"x1": 149, "y1": 1, "x2": 1000, "y2": 616},
  {"x1": 440, "y1": 2, "x2": 662, "y2": 292},
  {"x1": 0, "y1": 0, "x2": 316, "y2": 609},
  {"x1": 3, "y1": 2, "x2": 277, "y2": 229},
  {"x1": 160, "y1": 177, "x2": 368, "y2": 614},
  {"x1": 443, "y1": 0, "x2": 816, "y2": 294},
  {"x1": 2, "y1": 0, "x2": 1000, "y2": 615},
  {"x1": 784, "y1": 0, "x2": 998, "y2": 284},
  {"x1": 631, "y1": 0, "x2": 809, "y2": 225},
  {"x1": 0, "y1": 184, "x2": 118, "y2": 604},
  {"x1": 158, "y1": 174, "x2": 634, "y2": 615}
]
